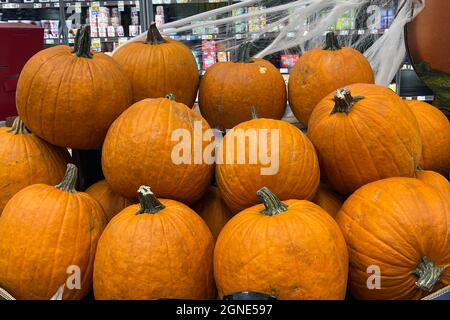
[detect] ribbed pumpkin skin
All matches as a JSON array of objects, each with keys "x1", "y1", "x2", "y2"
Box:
[
  {"x1": 216, "y1": 119, "x2": 320, "y2": 212},
  {"x1": 0, "y1": 124, "x2": 70, "y2": 213},
  {"x1": 112, "y1": 38, "x2": 199, "y2": 106},
  {"x1": 308, "y1": 84, "x2": 422, "y2": 195},
  {"x1": 93, "y1": 199, "x2": 215, "y2": 300},
  {"x1": 0, "y1": 184, "x2": 106, "y2": 300},
  {"x1": 416, "y1": 170, "x2": 450, "y2": 196},
  {"x1": 312, "y1": 184, "x2": 345, "y2": 218},
  {"x1": 406, "y1": 100, "x2": 450, "y2": 176},
  {"x1": 102, "y1": 98, "x2": 213, "y2": 204},
  {"x1": 199, "y1": 58, "x2": 286, "y2": 129},
  {"x1": 86, "y1": 180, "x2": 137, "y2": 222},
  {"x1": 288, "y1": 46, "x2": 374, "y2": 126},
  {"x1": 16, "y1": 46, "x2": 132, "y2": 149},
  {"x1": 336, "y1": 177, "x2": 450, "y2": 300},
  {"x1": 214, "y1": 200, "x2": 348, "y2": 299}
]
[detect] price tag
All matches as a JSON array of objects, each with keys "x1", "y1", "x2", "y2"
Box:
[
  {"x1": 135, "y1": 1, "x2": 140, "y2": 11},
  {"x1": 287, "y1": 32, "x2": 295, "y2": 38},
  {"x1": 68, "y1": 38, "x2": 75, "y2": 44},
  {"x1": 91, "y1": 1, "x2": 100, "y2": 15},
  {"x1": 3, "y1": 3, "x2": 18, "y2": 8},
  {"x1": 371, "y1": 28, "x2": 378, "y2": 34},
  {"x1": 53, "y1": 2, "x2": 59, "y2": 7},
  {"x1": 118, "y1": 1, "x2": 124, "y2": 11},
  {"x1": 417, "y1": 96, "x2": 426, "y2": 101},
  {"x1": 34, "y1": 3, "x2": 42, "y2": 8},
  {"x1": 185, "y1": 35, "x2": 191, "y2": 41},
  {"x1": 357, "y1": 29, "x2": 365, "y2": 35},
  {"x1": 236, "y1": 33, "x2": 242, "y2": 39},
  {"x1": 339, "y1": 30, "x2": 349, "y2": 35},
  {"x1": 46, "y1": 39, "x2": 55, "y2": 44},
  {"x1": 251, "y1": 33, "x2": 258, "y2": 40},
  {"x1": 279, "y1": 68, "x2": 288, "y2": 74}
]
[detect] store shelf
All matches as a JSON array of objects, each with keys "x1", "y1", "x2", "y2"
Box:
[
  {"x1": 152, "y1": 0, "x2": 237, "y2": 4},
  {"x1": 0, "y1": 0, "x2": 137, "y2": 9}
]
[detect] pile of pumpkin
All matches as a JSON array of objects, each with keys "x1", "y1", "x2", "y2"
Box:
[{"x1": 0, "y1": 24, "x2": 449, "y2": 300}]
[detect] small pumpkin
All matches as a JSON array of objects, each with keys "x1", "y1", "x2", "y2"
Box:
[
  {"x1": 199, "y1": 42, "x2": 286, "y2": 129},
  {"x1": 102, "y1": 95, "x2": 213, "y2": 204},
  {"x1": 86, "y1": 180, "x2": 137, "y2": 222},
  {"x1": 16, "y1": 25, "x2": 132, "y2": 149},
  {"x1": 0, "y1": 164, "x2": 106, "y2": 300},
  {"x1": 336, "y1": 177, "x2": 450, "y2": 299},
  {"x1": 308, "y1": 84, "x2": 422, "y2": 195},
  {"x1": 415, "y1": 169, "x2": 450, "y2": 196},
  {"x1": 93, "y1": 186, "x2": 215, "y2": 300},
  {"x1": 405, "y1": 100, "x2": 450, "y2": 176},
  {"x1": 214, "y1": 187, "x2": 348, "y2": 299},
  {"x1": 312, "y1": 184, "x2": 345, "y2": 218},
  {"x1": 113, "y1": 23, "x2": 199, "y2": 106},
  {"x1": 0, "y1": 117, "x2": 70, "y2": 213}
]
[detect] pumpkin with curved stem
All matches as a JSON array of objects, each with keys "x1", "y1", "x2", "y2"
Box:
[
  {"x1": 0, "y1": 164, "x2": 106, "y2": 300},
  {"x1": 0, "y1": 117, "x2": 70, "y2": 213},
  {"x1": 93, "y1": 185, "x2": 215, "y2": 300},
  {"x1": 312, "y1": 184, "x2": 345, "y2": 218},
  {"x1": 112, "y1": 23, "x2": 199, "y2": 106},
  {"x1": 199, "y1": 42, "x2": 286, "y2": 129},
  {"x1": 336, "y1": 177, "x2": 450, "y2": 299},
  {"x1": 405, "y1": 100, "x2": 450, "y2": 176},
  {"x1": 214, "y1": 187, "x2": 348, "y2": 299},
  {"x1": 308, "y1": 84, "x2": 422, "y2": 195},
  {"x1": 415, "y1": 169, "x2": 450, "y2": 196},
  {"x1": 288, "y1": 32, "x2": 374, "y2": 127},
  {"x1": 16, "y1": 25, "x2": 132, "y2": 149}
]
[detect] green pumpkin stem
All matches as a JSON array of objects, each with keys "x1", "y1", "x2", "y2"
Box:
[
  {"x1": 331, "y1": 88, "x2": 364, "y2": 115},
  {"x1": 411, "y1": 256, "x2": 446, "y2": 292},
  {"x1": 256, "y1": 187, "x2": 288, "y2": 216},
  {"x1": 55, "y1": 163, "x2": 78, "y2": 193},
  {"x1": 8, "y1": 117, "x2": 30, "y2": 135},
  {"x1": 136, "y1": 186, "x2": 166, "y2": 214},
  {"x1": 323, "y1": 31, "x2": 341, "y2": 51},
  {"x1": 250, "y1": 106, "x2": 259, "y2": 119},
  {"x1": 146, "y1": 22, "x2": 167, "y2": 45},
  {"x1": 236, "y1": 41, "x2": 254, "y2": 63},
  {"x1": 165, "y1": 93, "x2": 176, "y2": 101},
  {"x1": 73, "y1": 25, "x2": 93, "y2": 58}
]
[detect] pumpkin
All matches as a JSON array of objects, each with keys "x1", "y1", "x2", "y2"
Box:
[
  {"x1": 0, "y1": 164, "x2": 106, "y2": 300},
  {"x1": 113, "y1": 23, "x2": 199, "y2": 106},
  {"x1": 102, "y1": 95, "x2": 213, "y2": 204},
  {"x1": 16, "y1": 25, "x2": 132, "y2": 149},
  {"x1": 288, "y1": 32, "x2": 374, "y2": 126},
  {"x1": 216, "y1": 115, "x2": 320, "y2": 213},
  {"x1": 308, "y1": 84, "x2": 422, "y2": 195},
  {"x1": 199, "y1": 42, "x2": 286, "y2": 130},
  {"x1": 415, "y1": 169, "x2": 450, "y2": 196},
  {"x1": 336, "y1": 177, "x2": 450, "y2": 299},
  {"x1": 0, "y1": 117, "x2": 70, "y2": 213},
  {"x1": 86, "y1": 180, "x2": 137, "y2": 222},
  {"x1": 312, "y1": 184, "x2": 345, "y2": 218},
  {"x1": 405, "y1": 100, "x2": 450, "y2": 176},
  {"x1": 192, "y1": 185, "x2": 235, "y2": 240},
  {"x1": 214, "y1": 187, "x2": 348, "y2": 299},
  {"x1": 93, "y1": 185, "x2": 215, "y2": 299}
]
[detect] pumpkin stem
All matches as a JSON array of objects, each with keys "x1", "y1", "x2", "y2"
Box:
[
  {"x1": 136, "y1": 185, "x2": 166, "y2": 214},
  {"x1": 165, "y1": 93, "x2": 176, "y2": 101},
  {"x1": 146, "y1": 22, "x2": 167, "y2": 45},
  {"x1": 71, "y1": 28, "x2": 81, "y2": 54},
  {"x1": 256, "y1": 187, "x2": 288, "y2": 216},
  {"x1": 323, "y1": 31, "x2": 341, "y2": 51},
  {"x1": 7, "y1": 117, "x2": 30, "y2": 135},
  {"x1": 250, "y1": 106, "x2": 259, "y2": 119},
  {"x1": 236, "y1": 41, "x2": 254, "y2": 63},
  {"x1": 55, "y1": 163, "x2": 78, "y2": 193},
  {"x1": 73, "y1": 25, "x2": 93, "y2": 59},
  {"x1": 331, "y1": 88, "x2": 364, "y2": 115},
  {"x1": 411, "y1": 256, "x2": 446, "y2": 292}
]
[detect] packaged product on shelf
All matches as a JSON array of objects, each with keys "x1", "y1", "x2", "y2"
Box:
[
  {"x1": 232, "y1": 8, "x2": 247, "y2": 34},
  {"x1": 116, "y1": 25, "x2": 125, "y2": 37},
  {"x1": 40, "y1": 20, "x2": 50, "y2": 38},
  {"x1": 91, "y1": 26, "x2": 99, "y2": 37},
  {"x1": 202, "y1": 52, "x2": 216, "y2": 70},
  {"x1": 155, "y1": 5, "x2": 165, "y2": 26},
  {"x1": 129, "y1": 25, "x2": 140, "y2": 37},
  {"x1": 280, "y1": 54, "x2": 299, "y2": 68},
  {"x1": 111, "y1": 8, "x2": 121, "y2": 27},
  {"x1": 335, "y1": 10, "x2": 355, "y2": 30},
  {"x1": 99, "y1": 26, "x2": 107, "y2": 38},
  {"x1": 248, "y1": 7, "x2": 261, "y2": 33},
  {"x1": 107, "y1": 26, "x2": 116, "y2": 37},
  {"x1": 131, "y1": 7, "x2": 139, "y2": 25},
  {"x1": 217, "y1": 51, "x2": 228, "y2": 62}
]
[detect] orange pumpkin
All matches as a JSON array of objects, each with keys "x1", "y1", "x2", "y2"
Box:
[
  {"x1": 199, "y1": 42, "x2": 286, "y2": 129},
  {"x1": 308, "y1": 84, "x2": 422, "y2": 195},
  {"x1": 312, "y1": 184, "x2": 345, "y2": 218},
  {"x1": 93, "y1": 186, "x2": 215, "y2": 299},
  {"x1": 405, "y1": 100, "x2": 450, "y2": 176},
  {"x1": 415, "y1": 169, "x2": 450, "y2": 196},
  {"x1": 0, "y1": 117, "x2": 70, "y2": 213},
  {"x1": 336, "y1": 177, "x2": 450, "y2": 299},
  {"x1": 16, "y1": 25, "x2": 132, "y2": 149},
  {"x1": 192, "y1": 185, "x2": 235, "y2": 240},
  {"x1": 0, "y1": 164, "x2": 106, "y2": 300},
  {"x1": 86, "y1": 179, "x2": 137, "y2": 222},
  {"x1": 214, "y1": 187, "x2": 348, "y2": 299},
  {"x1": 216, "y1": 117, "x2": 320, "y2": 213},
  {"x1": 113, "y1": 23, "x2": 199, "y2": 106},
  {"x1": 102, "y1": 96, "x2": 213, "y2": 204},
  {"x1": 288, "y1": 32, "x2": 374, "y2": 126}
]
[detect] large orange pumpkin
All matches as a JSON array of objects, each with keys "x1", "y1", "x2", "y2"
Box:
[
  {"x1": 86, "y1": 180, "x2": 137, "y2": 222},
  {"x1": 214, "y1": 187, "x2": 348, "y2": 299},
  {"x1": 0, "y1": 164, "x2": 106, "y2": 300},
  {"x1": 415, "y1": 169, "x2": 450, "y2": 197},
  {"x1": 336, "y1": 177, "x2": 450, "y2": 299},
  {"x1": 405, "y1": 100, "x2": 450, "y2": 176},
  {"x1": 102, "y1": 96, "x2": 213, "y2": 204},
  {"x1": 199, "y1": 42, "x2": 286, "y2": 129},
  {"x1": 216, "y1": 117, "x2": 320, "y2": 213},
  {"x1": 308, "y1": 84, "x2": 422, "y2": 195},
  {"x1": 113, "y1": 23, "x2": 199, "y2": 106},
  {"x1": 16, "y1": 25, "x2": 132, "y2": 149},
  {"x1": 93, "y1": 185, "x2": 215, "y2": 299},
  {"x1": 0, "y1": 117, "x2": 70, "y2": 213},
  {"x1": 312, "y1": 184, "x2": 345, "y2": 218},
  {"x1": 288, "y1": 32, "x2": 374, "y2": 126}
]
